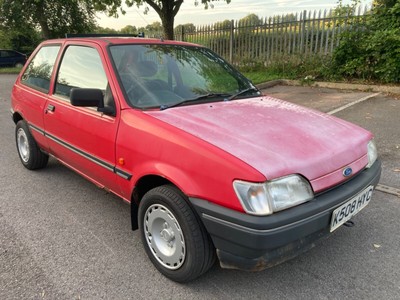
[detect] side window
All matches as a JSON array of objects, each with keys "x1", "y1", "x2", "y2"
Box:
[
  {"x1": 21, "y1": 46, "x2": 60, "y2": 93},
  {"x1": 55, "y1": 46, "x2": 108, "y2": 99},
  {"x1": 1, "y1": 51, "x2": 13, "y2": 58}
]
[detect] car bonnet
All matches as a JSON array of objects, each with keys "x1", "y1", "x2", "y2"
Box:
[{"x1": 145, "y1": 96, "x2": 372, "y2": 192}]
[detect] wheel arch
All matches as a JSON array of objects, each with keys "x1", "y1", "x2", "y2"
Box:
[
  {"x1": 130, "y1": 175, "x2": 179, "y2": 230},
  {"x1": 12, "y1": 111, "x2": 24, "y2": 124}
]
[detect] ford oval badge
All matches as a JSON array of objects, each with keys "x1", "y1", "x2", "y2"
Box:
[{"x1": 343, "y1": 167, "x2": 353, "y2": 177}]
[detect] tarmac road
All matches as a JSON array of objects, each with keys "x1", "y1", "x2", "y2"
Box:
[{"x1": 1, "y1": 74, "x2": 399, "y2": 299}]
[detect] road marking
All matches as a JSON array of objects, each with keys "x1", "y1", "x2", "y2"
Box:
[
  {"x1": 327, "y1": 93, "x2": 381, "y2": 115},
  {"x1": 376, "y1": 184, "x2": 400, "y2": 197}
]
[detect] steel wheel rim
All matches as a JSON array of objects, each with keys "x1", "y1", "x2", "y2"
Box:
[
  {"x1": 17, "y1": 128, "x2": 30, "y2": 163},
  {"x1": 144, "y1": 204, "x2": 186, "y2": 270}
]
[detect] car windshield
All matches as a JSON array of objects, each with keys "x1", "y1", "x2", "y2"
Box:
[{"x1": 109, "y1": 44, "x2": 259, "y2": 109}]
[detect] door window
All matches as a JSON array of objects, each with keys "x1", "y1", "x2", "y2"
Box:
[{"x1": 55, "y1": 46, "x2": 108, "y2": 99}]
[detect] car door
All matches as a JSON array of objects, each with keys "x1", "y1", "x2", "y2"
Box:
[{"x1": 43, "y1": 43, "x2": 121, "y2": 194}]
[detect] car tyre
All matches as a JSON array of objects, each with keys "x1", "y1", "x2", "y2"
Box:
[
  {"x1": 16, "y1": 120, "x2": 49, "y2": 170},
  {"x1": 139, "y1": 185, "x2": 216, "y2": 282},
  {"x1": 15, "y1": 62, "x2": 24, "y2": 68}
]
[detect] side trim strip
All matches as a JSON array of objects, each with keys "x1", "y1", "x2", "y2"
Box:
[
  {"x1": 115, "y1": 168, "x2": 133, "y2": 180},
  {"x1": 28, "y1": 122, "x2": 132, "y2": 180},
  {"x1": 46, "y1": 133, "x2": 115, "y2": 172},
  {"x1": 29, "y1": 123, "x2": 45, "y2": 135}
]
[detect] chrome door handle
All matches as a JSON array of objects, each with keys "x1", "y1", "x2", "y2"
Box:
[{"x1": 46, "y1": 104, "x2": 55, "y2": 113}]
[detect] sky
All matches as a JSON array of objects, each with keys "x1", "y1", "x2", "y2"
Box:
[{"x1": 96, "y1": 0, "x2": 371, "y2": 30}]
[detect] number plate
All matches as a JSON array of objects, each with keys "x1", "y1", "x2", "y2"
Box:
[{"x1": 330, "y1": 185, "x2": 374, "y2": 232}]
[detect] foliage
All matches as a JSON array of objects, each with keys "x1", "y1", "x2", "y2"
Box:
[
  {"x1": 239, "y1": 54, "x2": 333, "y2": 84},
  {"x1": 0, "y1": 67, "x2": 22, "y2": 74},
  {"x1": 239, "y1": 14, "x2": 261, "y2": 26},
  {"x1": 94, "y1": 26, "x2": 119, "y2": 34},
  {"x1": 0, "y1": 25, "x2": 40, "y2": 53},
  {"x1": 214, "y1": 19, "x2": 232, "y2": 30},
  {"x1": 331, "y1": 0, "x2": 400, "y2": 83},
  {"x1": 0, "y1": 28, "x2": 12, "y2": 49},
  {"x1": 145, "y1": 21, "x2": 163, "y2": 33},
  {"x1": 0, "y1": 0, "x2": 101, "y2": 39},
  {"x1": 120, "y1": 25, "x2": 138, "y2": 34},
  {"x1": 124, "y1": 0, "x2": 231, "y2": 40},
  {"x1": 175, "y1": 23, "x2": 196, "y2": 34}
]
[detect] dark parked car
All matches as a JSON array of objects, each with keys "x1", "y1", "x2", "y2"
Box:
[{"x1": 0, "y1": 49, "x2": 27, "y2": 68}]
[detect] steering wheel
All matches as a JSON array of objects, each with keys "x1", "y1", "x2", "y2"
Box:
[{"x1": 120, "y1": 73, "x2": 146, "y2": 103}]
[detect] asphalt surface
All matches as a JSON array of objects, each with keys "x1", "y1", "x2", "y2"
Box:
[{"x1": 1, "y1": 74, "x2": 399, "y2": 299}]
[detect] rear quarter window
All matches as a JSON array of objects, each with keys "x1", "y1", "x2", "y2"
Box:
[{"x1": 21, "y1": 45, "x2": 60, "y2": 93}]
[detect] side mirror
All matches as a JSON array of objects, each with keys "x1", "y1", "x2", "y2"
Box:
[
  {"x1": 70, "y1": 88, "x2": 103, "y2": 107},
  {"x1": 70, "y1": 88, "x2": 115, "y2": 116}
]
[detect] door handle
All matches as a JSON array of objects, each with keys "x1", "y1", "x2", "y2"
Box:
[{"x1": 46, "y1": 104, "x2": 55, "y2": 113}]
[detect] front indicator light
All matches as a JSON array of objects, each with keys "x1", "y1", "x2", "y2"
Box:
[{"x1": 366, "y1": 140, "x2": 378, "y2": 168}]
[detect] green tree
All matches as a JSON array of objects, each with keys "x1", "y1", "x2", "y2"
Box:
[
  {"x1": 282, "y1": 13, "x2": 296, "y2": 23},
  {"x1": 0, "y1": 0, "x2": 100, "y2": 39},
  {"x1": 146, "y1": 21, "x2": 163, "y2": 33},
  {"x1": 120, "y1": 25, "x2": 138, "y2": 34},
  {"x1": 239, "y1": 13, "x2": 260, "y2": 26},
  {"x1": 175, "y1": 23, "x2": 196, "y2": 34},
  {"x1": 94, "y1": 26, "x2": 119, "y2": 34},
  {"x1": 214, "y1": 19, "x2": 232, "y2": 31},
  {"x1": 94, "y1": 0, "x2": 232, "y2": 39}
]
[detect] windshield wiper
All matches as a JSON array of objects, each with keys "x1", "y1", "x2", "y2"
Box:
[
  {"x1": 228, "y1": 87, "x2": 260, "y2": 100},
  {"x1": 160, "y1": 93, "x2": 231, "y2": 110}
]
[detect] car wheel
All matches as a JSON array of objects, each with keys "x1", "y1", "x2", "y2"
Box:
[
  {"x1": 16, "y1": 120, "x2": 49, "y2": 170},
  {"x1": 15, "y1": 62, "x2": 24, "y2": 68},
  {"x1": 139, "y1": 185, "x2": 216, "y2": 282}
]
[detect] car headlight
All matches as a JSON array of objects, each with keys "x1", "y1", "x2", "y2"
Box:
[
  {"x1": 233, "y1": 175, "x2": 314, "y2": 216},
  {"x1": 366, "y1": 140, "x2": 378, "y2": 168}
]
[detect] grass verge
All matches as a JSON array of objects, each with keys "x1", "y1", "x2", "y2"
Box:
[
  {"x1": 238, "y1": 54, "x2": 332, "y2": 85},
  {"x1": 0, "y1": 67, "x2": 22, "y2": 74}
]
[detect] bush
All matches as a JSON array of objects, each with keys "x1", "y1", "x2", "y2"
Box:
[{"x1": 331, "y1": 0, "x2": 400, "y2": 83}]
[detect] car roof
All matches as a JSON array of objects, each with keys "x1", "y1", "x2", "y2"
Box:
[
  {"x1": 41, "y1": 37, "x2": 200, "y2": 48},
  {"x1": 0, "y1": 49, "x2": 25, "y2": 54}
]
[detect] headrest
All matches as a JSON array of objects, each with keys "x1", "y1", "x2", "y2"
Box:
[{"x1": 136, "y1": 60, "x2": 158, "y2": 77}]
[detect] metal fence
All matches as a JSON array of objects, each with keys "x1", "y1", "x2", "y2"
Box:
[{"x1": 172, "y1": 6, "x2": 370, "y2": 65}]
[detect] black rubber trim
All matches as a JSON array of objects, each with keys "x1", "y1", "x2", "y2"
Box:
[
  {"x1": 28, "y1": 123, "x2": 45, "y2": 135},
  {"x1": 115, "y1": 168, "x2": 133, "y2": 180},
  {"x1": 45, "y1": 132, "x2": 115, "y2": 172},
  {"x1": 26, "y1": 122, "x2": 133, "y2": 180}
]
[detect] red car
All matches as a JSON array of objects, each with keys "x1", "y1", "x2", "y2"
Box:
[{"x1": 11, "y1": 36, "x2": 381, "y2": 282}]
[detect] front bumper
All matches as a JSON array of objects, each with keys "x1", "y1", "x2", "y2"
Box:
[{"x1": 189, "y1": 160, "x2": 381, "y2": 271}]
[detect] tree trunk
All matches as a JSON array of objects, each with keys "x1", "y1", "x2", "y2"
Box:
[
  {"x1": 34, "y1": 0, "x2": 51, "y2": 39},
  {"x1": 161, "y1": 16, "x2": 175, "y2": 40},
  {"x1": 160, "y1": 3, "x2": 175, "y2": 40},
  {"x1": 38, "y1": 19, "x2": 51, "y2": 39}
]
